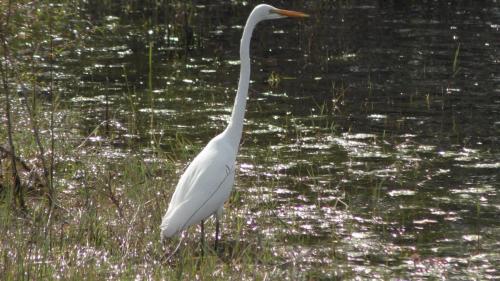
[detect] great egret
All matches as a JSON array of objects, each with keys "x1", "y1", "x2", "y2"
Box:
[{"x1": 160, "y1": 4, "x2": 308, "y2": 248}]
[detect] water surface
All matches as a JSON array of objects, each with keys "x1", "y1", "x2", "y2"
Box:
[{"x1": 43, "y1": 0, "x2": 500, "y2": 279}]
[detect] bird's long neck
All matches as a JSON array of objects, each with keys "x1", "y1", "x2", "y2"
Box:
[{"x1": 223, "y1": 13, "x2": 259, "y2": 149}]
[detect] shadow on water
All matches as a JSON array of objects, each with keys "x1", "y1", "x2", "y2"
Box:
[{"x1": 2, "y1": 0, "x2": 499, "y2": 279}]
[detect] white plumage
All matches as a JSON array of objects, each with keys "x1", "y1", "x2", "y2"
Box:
[
  {"x1": 160, "y1": 4, "x2": 308, "y2": 243},
  {"x1": 161, "y1": 135, "x2": 235, "y2": 238}
]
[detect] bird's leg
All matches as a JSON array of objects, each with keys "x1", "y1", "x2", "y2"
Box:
[
  {"x1": 214, "y1": 217, "x2": 220, "y2": 251},
  {"x1": 200, "y1": 220, "x2": 205, "y2": 256}
]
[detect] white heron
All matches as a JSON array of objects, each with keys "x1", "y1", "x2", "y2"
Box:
[{"x1": 160, "y1": 4, "x2": 308, "y2": 249}]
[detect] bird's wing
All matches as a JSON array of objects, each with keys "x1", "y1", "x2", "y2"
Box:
[{"x1": 161, "y1": 140, "x2": 236, "y2": 236}]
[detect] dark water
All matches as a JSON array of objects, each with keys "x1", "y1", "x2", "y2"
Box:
[{"x1": 53, "y1": 0, "x2": 499, "y2": 279}]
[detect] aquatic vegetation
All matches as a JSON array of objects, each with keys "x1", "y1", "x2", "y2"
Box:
[{"x1": 0, "y1": 0, "x2": 499, "y2": 280}]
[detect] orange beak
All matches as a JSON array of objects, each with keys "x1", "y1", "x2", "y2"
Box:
[{"x1": 271, "y1": 8, "x2": 309, "y2": 18}]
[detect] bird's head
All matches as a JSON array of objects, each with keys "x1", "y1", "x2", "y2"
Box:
[{"x1": 253, "y1": 4, "x2": 309, "y2": 21}]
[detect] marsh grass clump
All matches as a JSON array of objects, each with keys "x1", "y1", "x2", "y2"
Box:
[{"x1": 0, "y1": 115, "x2": 329, "y2": 280}]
